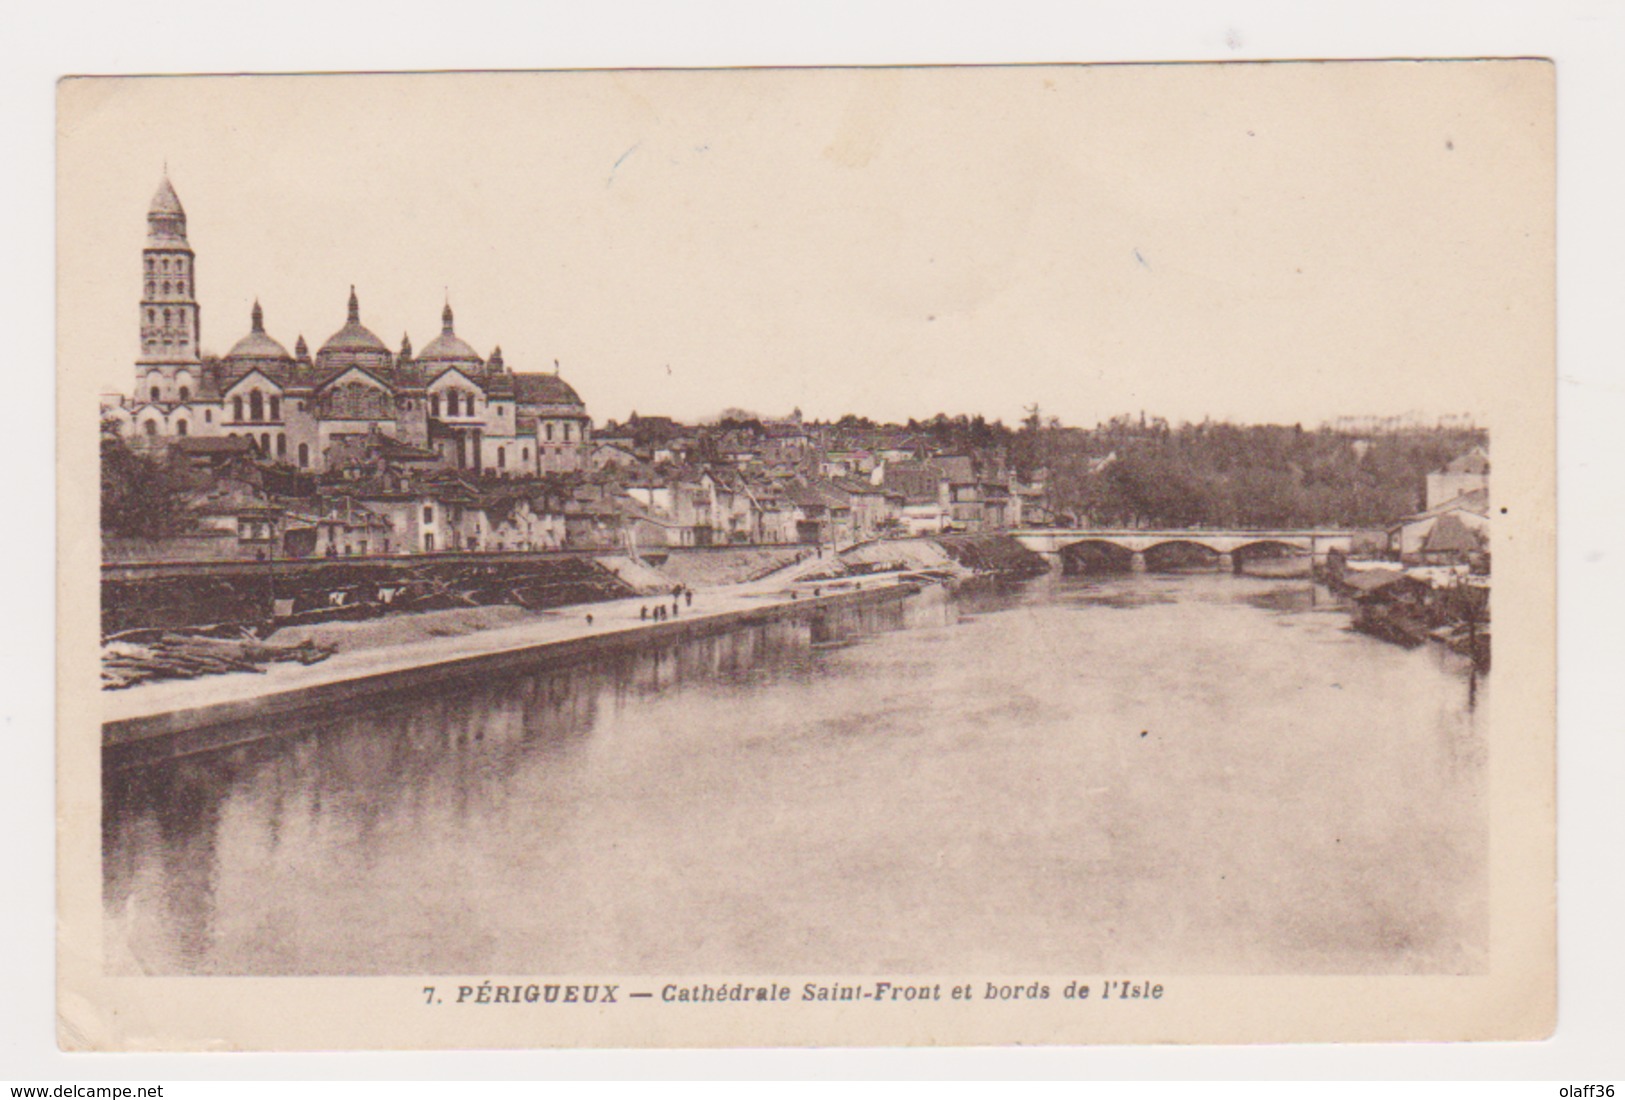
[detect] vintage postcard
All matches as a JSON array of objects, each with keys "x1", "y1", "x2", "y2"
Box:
[{"x1": 57, "y1": 62, "x2": 1555, "y2": 1050}]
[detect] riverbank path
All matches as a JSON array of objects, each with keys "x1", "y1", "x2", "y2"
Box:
[{"x1": 101, "y1": 568, "x2": 921, "y2": 729}]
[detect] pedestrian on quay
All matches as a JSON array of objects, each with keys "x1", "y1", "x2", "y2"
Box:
[
  {"x1": 586, "y1": 613, "x2": 594, "y2": 626},
  {"x1": 685, "y1": 589, "x2": 693, "y2": 608},
  {"x1": 640, "y1": 605, "x2": 648, "y2": 621}
]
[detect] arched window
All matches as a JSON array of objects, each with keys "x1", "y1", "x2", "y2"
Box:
[
  {"x1": 521, "y1": 447, "x2": 529, "y2": 463},
  {"x1": 162, "y1": 308, "x2": 171, "y2": 325},
  {"x1": 249, "y1": 391, "x2": 264, "y2": 421},
  {"x1": 429, "y1": 393, "x2": 440, "y2": 417},
  {"x1": 145, "y1": 258, "x2": 154, "y2": 272},
  {"x1": 260, "y1": 432, "x2": 270, "y2": 454},
  {"x1": 497, "y1": 447, "x2": 506, "y2": 469},
  {"x1": 563, "y1": 423, "x2": 572, "y2": 442},
  {"x1": 545, "y1": 423, "x2": 554, "y2": 442},
  {"x1": 146, "y1": 282, "x2": 154, "y2": 296},
  {"x1": 160, "y1": 258, "x2": 169, "y2": 272},
  {"x1": 150, "y1": 386, "x2": 160, "y2": 403},
  {"x1": 233, "y1": 395, "x2": 244, "y2": 421},
  {"x1": 276, "y1": 434, "x2": 286, "y2": 458},
  {"x1": 447, "y1": 392, "x2": 459, "y2": 417},
  {"x1": 162, "y1": 282, "x2": 170, "y2": 295},
  {"x1": 143, "y1": 420, "x2": 158, "y2": 436},
  {"x1": 298, "y1": 443, "x2": 310, "y2": 468},
  {"x1": 178, "y1": 386, "x2": 189, "y2": 403},
  {"x1": 175, "y1": 419, "x2": 188, "y2": 436},
  {"x1": 204, "y1": 410, "x2": 212, "y2": 424},
  {"x1": 269, "y1": 395, "x2": 281, "y2": 420}
]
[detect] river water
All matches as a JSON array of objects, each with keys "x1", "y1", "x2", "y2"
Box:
[{"x1": 103, "y1": 572, "x2": 1487, "y2": 977}]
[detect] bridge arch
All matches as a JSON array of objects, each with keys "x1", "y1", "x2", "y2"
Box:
[
  {"x1": 1230, "y1": 539, "x2": 1312, "y2": 577},
  {"x1": 1141, "y1": 539, "x2": 1225, "y2": 572},
  {"x1": 1230, "y1": 538, "x2": 1309, "y2": 558},
  {"x1": 1057, "y1": 539, "x2": 1136, "y2": 575}
]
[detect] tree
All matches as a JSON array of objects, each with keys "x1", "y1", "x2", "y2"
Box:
[{"x1": 100, "y1": 418, "x2": 196, "y2": 540}]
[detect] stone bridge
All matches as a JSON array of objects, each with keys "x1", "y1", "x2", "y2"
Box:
[{"x1": 1010, "y1": 528, "x2": 1354, "y2": 572}]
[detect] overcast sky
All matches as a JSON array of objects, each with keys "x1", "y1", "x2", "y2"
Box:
[{"x1": 58, "y1": 64, "x2": 1550, "y2": 428}]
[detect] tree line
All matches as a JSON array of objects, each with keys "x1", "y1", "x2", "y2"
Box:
[{"x1": 1014, "y1": 420, "x2": 1484, "y2": 529}]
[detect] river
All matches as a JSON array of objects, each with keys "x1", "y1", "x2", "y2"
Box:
[{"x1": 103, "y1": 572, "x2": 1487, "y2": 977}]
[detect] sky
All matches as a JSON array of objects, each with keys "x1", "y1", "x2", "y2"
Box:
[{"x1": 58, "y1": 63, "x2": 1551, "y2": 429}]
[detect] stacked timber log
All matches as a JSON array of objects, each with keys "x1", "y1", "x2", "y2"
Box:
[
  {"x1": 104, "y1": 558, "x2": 639, "y2": 636},
  {"x1": 102, "y1": 630, "x2": 336, "y2": 691},
  {"x1": 100, "y1": 558, "x2": 641, "y2": 689}
]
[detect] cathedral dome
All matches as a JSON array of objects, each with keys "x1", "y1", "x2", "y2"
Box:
[
  {"x1": 316, "y1": 286, "x2": 391, "y2": 370},
  {"x1": 417, "y1": 302, "x2": 483, "y2": 369},
  {"x1": 225, "y1": 301, "x2": 293, "y2": 363},
  {"x1": 513, "y1": 372, "x2": 584, "y2": 409}
]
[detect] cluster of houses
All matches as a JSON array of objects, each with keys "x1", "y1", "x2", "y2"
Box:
[
  {"x1": 106, "y1": 419, "x2": 1051, "y2": 563},
  {"x1": 106, "y1": 404, "x2": 1490, "y2": 568}
]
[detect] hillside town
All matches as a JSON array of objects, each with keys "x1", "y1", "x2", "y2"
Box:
[{"x1": 102, "y1": 176, "x2": 1490, "y2": 575}]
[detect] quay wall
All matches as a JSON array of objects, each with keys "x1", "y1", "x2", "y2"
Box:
[{"x1": 103, "y1": 582, "x2": 918, "y2": 768}]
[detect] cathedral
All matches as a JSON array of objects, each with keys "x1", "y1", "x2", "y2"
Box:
[{"x1": 104, "y1": 174, "x2": 593, "y2": 476}]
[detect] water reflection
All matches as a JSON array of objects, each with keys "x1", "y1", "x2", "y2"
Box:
[{"x1": 104, "y1": 576, "x2": 1484, "y2": 977}]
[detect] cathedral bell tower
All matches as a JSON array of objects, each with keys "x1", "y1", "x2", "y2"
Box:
[{"x1": 137, "y1": 173, "x2": 200, "y2": 369}]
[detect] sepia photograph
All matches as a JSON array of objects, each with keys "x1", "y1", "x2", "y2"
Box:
[{"x1": 55, "y1": 61, "x2": 1555, "y2": 1050}]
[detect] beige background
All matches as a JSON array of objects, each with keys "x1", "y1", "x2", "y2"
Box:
[
  {"x1": 63, "y1": 65, "x2": 1546, "y2": 428},
  {"x1": 56, "y1": 63, "x2": 1555, "y2": 1050}
]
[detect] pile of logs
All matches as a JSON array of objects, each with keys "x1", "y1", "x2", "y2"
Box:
[
  {"x1": 105, "y1": 558, "x2": 641, "y2": 637},
  {"x1": 101, "y1": 629, "x2": 336, "y2": 691}
]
